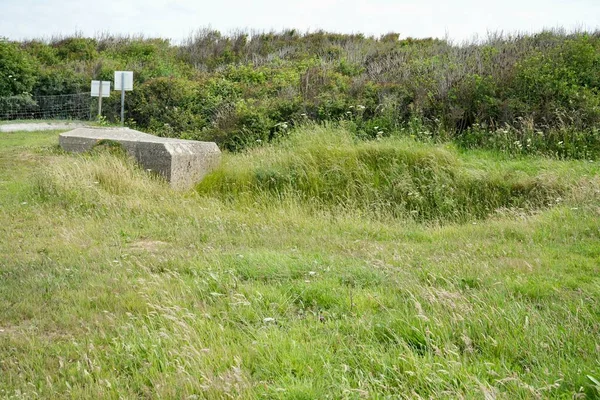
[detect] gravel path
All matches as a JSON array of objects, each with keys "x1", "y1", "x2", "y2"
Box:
[{"x1": 0, "y1": 121, "x2": 89, "y2": 133}]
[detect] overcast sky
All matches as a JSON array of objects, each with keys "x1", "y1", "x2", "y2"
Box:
[{"x1": 2, "y1": 0, "x2": 599, "y2": 43}]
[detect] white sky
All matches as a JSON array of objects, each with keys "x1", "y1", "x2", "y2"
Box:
[{"x1": 1, "y1": 0, "x2": 599, "y2": 43}]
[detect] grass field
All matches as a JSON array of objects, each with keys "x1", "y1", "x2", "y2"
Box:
[{"x1": 1, "y1": 127, "x2": 599, "y2": 399}]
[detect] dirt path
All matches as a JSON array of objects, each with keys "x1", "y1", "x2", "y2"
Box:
[{"x1": 0, "y1": 121, "x2": 88, "y2": 132}]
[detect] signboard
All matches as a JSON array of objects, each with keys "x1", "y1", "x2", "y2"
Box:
[
  {"x1": 91, "y1": 81, "x2": 111, "y2": 97},
  {"x1": 114, "y1": 71, "x2": 133, "y2": 91}
]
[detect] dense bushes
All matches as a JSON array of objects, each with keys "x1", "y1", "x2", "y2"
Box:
[
  {"x1": 127, "y1": 77, "x2": 205, "y2": 134},
  {"x1": 510, "y1": 36, "x2": 600, "y2": 129},
  {"x1": 0, "y1": 40, "x2": 38, "y2": 96},
  {"x1": 0, "y1": 94, "x2": 38, "y2": 119},
  {"x1": 2, "y1": 29, "x2": 600, "y2": 156}
]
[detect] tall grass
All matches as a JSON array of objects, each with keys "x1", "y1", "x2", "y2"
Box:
[
  {"x1": 198, "y1": 124, "x2": 571, "y2": 222},
  {"x1": 1, "y1": 129, "x2": 600, "y2": 398}
]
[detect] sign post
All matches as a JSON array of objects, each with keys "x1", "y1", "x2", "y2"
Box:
[
  {"x1": 114, "y1": 71, "x2": 133, "y2": 125},
  {"x1": 120, "y1": 72, "x2": 125, "y2": 124},
  {"x1": 90, "y1": 80, "x2": 111, "y2": 118}
]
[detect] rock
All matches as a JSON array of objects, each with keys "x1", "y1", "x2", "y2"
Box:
[{"x1": 59, "y1": 127, "x2": 221, "y2": 189}]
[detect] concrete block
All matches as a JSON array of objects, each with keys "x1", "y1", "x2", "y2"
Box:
[{"x1": 59, "y1": 127, "x2": 221, "y2": 189}]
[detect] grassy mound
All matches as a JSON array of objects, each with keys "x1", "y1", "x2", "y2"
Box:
[{"x1": 198, "y1": 125, "x2": 569, "y2": 222}]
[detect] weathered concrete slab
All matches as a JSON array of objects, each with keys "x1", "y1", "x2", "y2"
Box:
[{"x1": 59, "y1": 127, "x2": 221, "y2": 189}]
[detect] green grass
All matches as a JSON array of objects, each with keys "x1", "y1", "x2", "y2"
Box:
[
  {"x1": 1, "y1": 127, "x2": 599, "y2": 399},
  {"x1": 198, "y1": 125, "x2": 599, "y2": 222}
]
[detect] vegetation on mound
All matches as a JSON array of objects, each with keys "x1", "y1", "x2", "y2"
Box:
[{"x1": 197, "y1": 125, "x2": 582, "y2": 222}]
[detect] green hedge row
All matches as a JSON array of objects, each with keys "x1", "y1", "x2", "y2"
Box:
[{"x1": 1, "y1": 30, "x2": 599, "y2": 155}]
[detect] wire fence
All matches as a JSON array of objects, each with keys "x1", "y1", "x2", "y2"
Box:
[{"x1": 0, "y1": 93, "x2": 92, "y2": 121}]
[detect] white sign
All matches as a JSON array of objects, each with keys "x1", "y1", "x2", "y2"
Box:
[
  {"x1": 114, "y1": 71, "x2": 133, "y2": 91},
  {"x1": 91, "y1": 81, "x2": 111, "y2": 97}
]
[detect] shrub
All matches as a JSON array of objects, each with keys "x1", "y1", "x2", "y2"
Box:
[
  {"x1": 33, "y1": 67, "x2": 87, "y2": 95},
  {"x1": 0, "y1": 40, "x2": 38, "y2": 96},
  {"x1": 23, "y1": 40, "x2": 59, "y2": 65},
  {"x1": 128, "y1": 77, "x2": 205, "y2": 135},
  {"x1": 0, "y1": 94, "x2": 38, "y2": 119},
  {"x1": 53, "y1": 37, "x2": 99, "y2": 61},
  {"x1": 511, "y1": 35, "x2": 600, "y2": 128}
]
